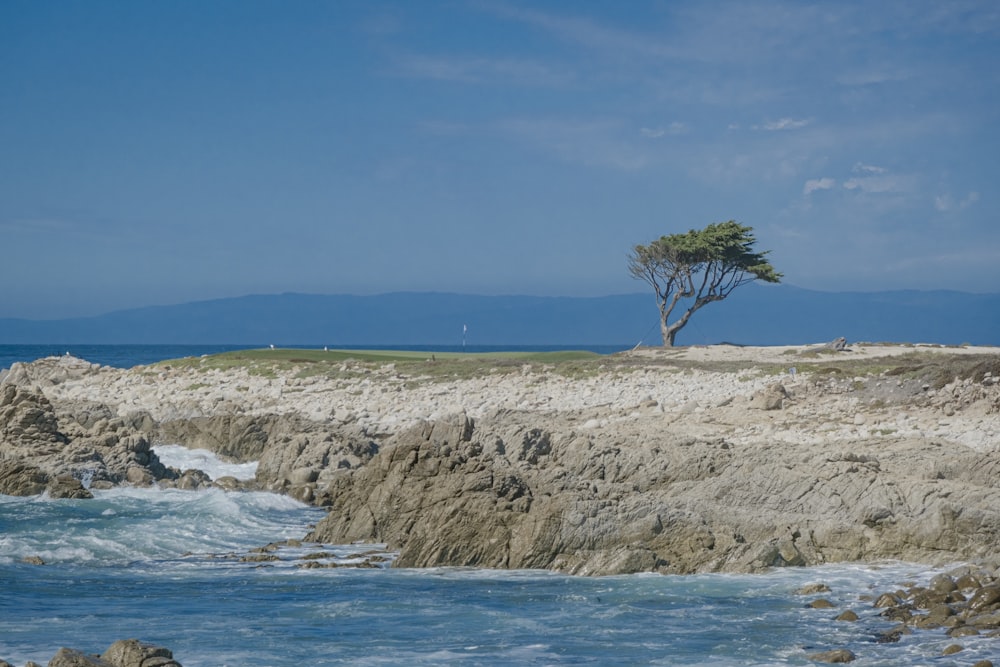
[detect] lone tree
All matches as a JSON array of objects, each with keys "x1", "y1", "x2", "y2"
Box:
[{"x1": 628, "y1": 220, "x2": 781, "y2": 347}]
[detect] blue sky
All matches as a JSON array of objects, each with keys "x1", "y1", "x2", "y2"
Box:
[{"x1": 2, "y1": 1, "x2": 997, "y2": 319}]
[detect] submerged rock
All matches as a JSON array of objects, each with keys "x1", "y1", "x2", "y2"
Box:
[
  {"x1": 807, "y1": 648, "x2": 855, "y2": 663},
  {"x1": 866, "y1": 563, "x2": 1000, "y2": 651}
]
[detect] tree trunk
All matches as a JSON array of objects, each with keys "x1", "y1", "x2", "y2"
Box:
[
  {"x1": 661, "y1": 306, "x2": 697, "y2": 347},
  {"x1": 660, "y1": 318, "x2": 679, "y2": 346}
]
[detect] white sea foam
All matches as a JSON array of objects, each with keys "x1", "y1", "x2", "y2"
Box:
[
  {"x1": 0, "y1": 486, "x2": 322, "y2": 565},
  {"x1": 153, "y1": 444, "x2": 258, "y2": 480}
]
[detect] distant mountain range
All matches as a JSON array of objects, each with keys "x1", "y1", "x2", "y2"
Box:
[{"x1": 1, "y1": 285, "x2": 998, "y2": 347}]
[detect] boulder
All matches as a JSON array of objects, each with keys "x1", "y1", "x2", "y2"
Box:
[
  {"x1": 749, "y1": 383, "x2": 789, "y2": 410},
  {"x1": 101, "y1": 639, "x2": 180, "y2": 667},
  {"x1": 173, "y1": 468, "x2": 212, "y2": 490},
  {"x1": 0, "y1": 460, "x2": 49, "y2": 496},
  {"x1": 824, "y1": 337, "x2": 848, "y2": 351},
  {"x1": 807, "y1": 648, "x2": 855, "y2": 663},
  {"x1": 968, "y1": 585, "x2": 1000, "y2": 612},
  {"x1": 47, "y1": 648, "x2": 112, "y2": 667},
  {"x1": 46, "y1": 474, "x2": 93, "y2": 499},
  {"x1": 929, "y1": 573, "x2": 957, "y2": 594},
  {"x1": 212, "y1": 475, "x2": 243, "y2": 491},
  {"x1": 0, "y1": 383, "x2": 65, "y2": 447},
  {"x1": 796, "y1": 583, "x2": 832, "y2": 595}
]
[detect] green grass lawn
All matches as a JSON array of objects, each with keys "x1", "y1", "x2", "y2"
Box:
[
  {"x1": 214, "y1": 348, "x2": 601, "y2": 363},
  {"x1": 152, "y1": 347, "x2": 606, "y2": 381}
]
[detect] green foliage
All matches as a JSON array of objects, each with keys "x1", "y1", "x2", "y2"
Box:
[{"x1": 628, "y1": 220, "x2": 781, "y2": 346}]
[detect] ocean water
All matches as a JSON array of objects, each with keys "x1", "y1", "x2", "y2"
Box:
[
  {"x1": 0, "y1": 343, "x2": 631, "y2": 372},
  {"x1": 1, "y1": 490, "x2": 994, "y2": 667},
  {"x1": 2, "y1": 454, "x2": 998, "y2": 666},
  {"x1": 2, "y1": 346, "x2": 998, "y2": 665}
]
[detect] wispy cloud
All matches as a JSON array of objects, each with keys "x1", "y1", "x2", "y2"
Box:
[
  {"x1": 842, "y1": 174, "x2": 906, "y2": 194},
  {"x1": 935, "y1": 191, "x2": 980, "y2": 212},
  {"x1": 803, "y1": 177, "x2": 836, "y2": 195},
  {"x1": 789, "y1": 161, "x2": 935, "y2": 223},
  {"x1": 853, "y1": 162, "x2": 886, "y2": 174},
  {"x1": 640, "y1": 122, "x2": 688, "y2": 139},
  {"x1": 755, "y1": 118, "x2": 811, "y2": 131},
  {"x1": 833, "y1": 163, "x2": 911, "y2": 195},
  {"x1": 836, "y1": 67, "x2": 913, "y2": 87}
]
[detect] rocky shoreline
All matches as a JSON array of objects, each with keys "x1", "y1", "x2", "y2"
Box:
[
  {"x1": 3, "y1": 343, "x2": 1000, "y2": 664},
  {"x1": 2, "y1": 343, "x2": 998, "y2": 575}
]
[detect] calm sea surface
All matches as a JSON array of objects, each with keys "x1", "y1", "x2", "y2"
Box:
[{"x1": 1, "y1": 346, "x2": 997, "y2": 665}]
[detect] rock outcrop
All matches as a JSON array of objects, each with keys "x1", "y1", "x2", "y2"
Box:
[
  {"x1": 4, "y1": 346, "x2": 1000, "y2": 577},
  {"x1": 0, "y1": 362, "x2": 174, "y2": 493},
  {"x1": 156, "y1": 413, "x2": 380, "y2": 501},
  {"x1": 1, "y1": 639, "x2": 181, "y2": 667},
  {"x1": 0, "y1": 460, "x2": 49, "y2": 496},
  {"x1": 307, "y1": 406, "x2": 1000, "y2": 575}
]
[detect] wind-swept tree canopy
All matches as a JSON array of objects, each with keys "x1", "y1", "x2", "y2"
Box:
[{"x1": 628, "y1": 221, "x2": 781, "y2": 346}]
